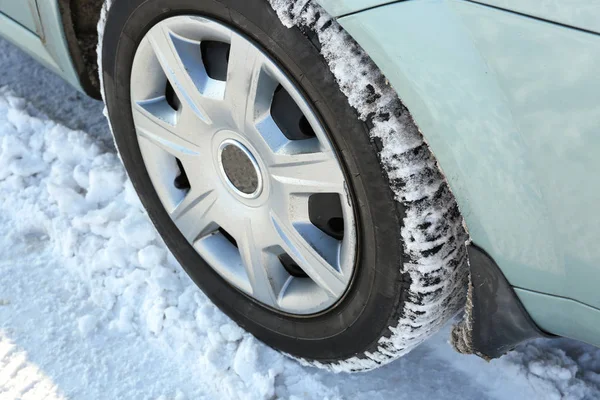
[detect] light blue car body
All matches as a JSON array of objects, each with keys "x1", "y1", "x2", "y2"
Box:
[{"x1": 1, "y1": 0, "x2": 600, "y2": 348}]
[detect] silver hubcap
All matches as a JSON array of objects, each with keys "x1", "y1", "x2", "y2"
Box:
[{"x1": 130, "y1": 16, "x2": 356, "y2": 314}]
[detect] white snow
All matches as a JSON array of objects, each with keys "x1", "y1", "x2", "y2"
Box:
[
  {"x1": 77, "y1": 315, "x2": 99, "y2": 336},
  {"x1": 0, "y1": 9, "x2": 599, "y2": 400}
]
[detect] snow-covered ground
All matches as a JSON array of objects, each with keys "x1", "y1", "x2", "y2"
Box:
[{"x1": 1, "y1": 37, "x2": 600, "y2": 400}]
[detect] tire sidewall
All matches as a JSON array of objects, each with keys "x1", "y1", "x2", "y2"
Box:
[{"x1": 102, "y1": 0, "x2": 406, "y2": 362}]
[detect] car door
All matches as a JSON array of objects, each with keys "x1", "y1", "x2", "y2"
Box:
[{"x1": 0, "y1": 0, "x2": 41, "y2": 34}]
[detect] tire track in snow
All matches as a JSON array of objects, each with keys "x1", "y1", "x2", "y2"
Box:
[{"x1": 0, "y1": 335, "x2": 65, "y2": 400}]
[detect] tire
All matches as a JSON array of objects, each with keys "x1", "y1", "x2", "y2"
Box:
[{"x1": 100, "y1": 0, "x2": 468, "y2": 372}]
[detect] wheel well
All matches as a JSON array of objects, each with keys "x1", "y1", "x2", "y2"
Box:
[{"x1": 57, "y1": 0, "x2": 104, "y2": 99}]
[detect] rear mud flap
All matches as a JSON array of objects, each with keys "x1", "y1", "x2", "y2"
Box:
[{"x1": 451, "y1": 244, "x2": 550, "y2": 359}]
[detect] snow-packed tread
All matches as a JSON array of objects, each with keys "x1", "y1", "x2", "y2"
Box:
[{"x1": 269, "y1": 0, "x2": 469, "y2": 372}]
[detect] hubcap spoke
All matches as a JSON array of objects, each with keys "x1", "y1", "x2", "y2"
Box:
[
  {"x1": 270, "y1": 151, "x2": 345, "y2": 194},
  {"x1": 226, "y1": 33, "x2": 277, "y2": 131},
  {"x1": 238, "y1": 218, "x2": 278, "y2": 307},
  {"x1": 146, "y1": 24, "x2": 219, "y2": 125},
  {"x1": 170, "y1": 188, "x2": 218, "y2": 244},
  {"x1": 132, "y1": 103, "x2": 202, "y2": 160},
  {"x1": 271, "y1": 213, "x2": 346, "y2": 299}
]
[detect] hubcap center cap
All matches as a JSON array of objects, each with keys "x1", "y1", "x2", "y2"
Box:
[{"x1": 219, "y1": 139, "x2": 262, "y2": 198}]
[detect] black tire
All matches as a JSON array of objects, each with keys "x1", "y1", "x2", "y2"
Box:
[{"x1": 100, "y1": 0, "x2": 467, "y2": 371}]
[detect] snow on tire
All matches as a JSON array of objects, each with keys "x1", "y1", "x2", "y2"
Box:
[{"x1": 269, "y1": 0, "x2": 470, "y2": 372}]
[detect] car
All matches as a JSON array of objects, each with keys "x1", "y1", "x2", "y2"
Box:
[{"x1": 1, "y1": 0, "x2": 599, "y2": 372}]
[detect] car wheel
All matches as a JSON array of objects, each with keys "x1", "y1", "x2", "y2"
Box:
[{"x1": 100, "y1": 0, "x2": 468, "y2": 371}]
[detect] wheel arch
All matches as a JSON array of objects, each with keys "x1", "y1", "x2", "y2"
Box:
[
  {"x1": 55, "y1": 0, "x2": 104, "y2": 99},
  {"x1": 333, "y1": 0, "x2": 561, "y2": 294}
]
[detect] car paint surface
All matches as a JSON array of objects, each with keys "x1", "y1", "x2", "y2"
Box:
[
  {"x1": 0, "y1": 1, "x2": 81, "y2": 95},
  {"x1": 316, "y1": 0, "x2": 402, "y2": 17},
  {"x1": 337, "y1": 0, "x2": 600, "y2": 346},
  {"x1": 515, "y1": 288, "x2": 600, "y2": 349},
  {"x1": 1, "y1": 0, "x2": 600, "y2": 346},
  {"x1": 472, "y1": 0, "x2": 600, "y2": 34},
  {"x1": 319, "y1": 0, "x2": 600, "y2": 33},
  {"x1": 0, "y1": 0, "x2": 39, "y2": 33},
  {"x1": 0, "y1": 11, "x2": 60, "y2": 71}
]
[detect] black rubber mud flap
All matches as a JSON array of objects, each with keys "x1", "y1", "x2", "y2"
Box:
[{"x1": 451, "y1": 244, "x2": 551, "y2": 359}]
